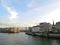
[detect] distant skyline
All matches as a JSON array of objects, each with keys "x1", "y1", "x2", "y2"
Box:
[{"x1": 0, "y1": 0, "x2": 60, "y2": 27}]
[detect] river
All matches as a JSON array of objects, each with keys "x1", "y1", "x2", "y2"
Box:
[{"x1": 0, "y1": 32, "x2": 60, "y2": 45}]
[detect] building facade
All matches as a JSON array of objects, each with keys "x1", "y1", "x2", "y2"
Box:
[
  {"x1": 54, "y1": 22, "x2": 60, "y2": 32},
  {"x1": 39, "y1": 22, "x2": 52, "y2": 32},
  {"x1": 0, "y1": 27, "x2": 20, "y2": 33},
  {"x1": 31, "y1": 26, "x2": 40, "y2": 32}
]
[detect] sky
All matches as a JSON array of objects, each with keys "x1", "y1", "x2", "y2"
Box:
[{"x1": 0, "y1": 0, "x2": 60, "y2": 27}]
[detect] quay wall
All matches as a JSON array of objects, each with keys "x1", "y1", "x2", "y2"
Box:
[{"x1": 26, "y1": 32, "x2": 60, "y2": 38}]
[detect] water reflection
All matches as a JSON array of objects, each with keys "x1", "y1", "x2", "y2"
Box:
[
  {"x1": 0, "y1": 33, "x2": 60, "y2": 45},
  {"x1": 31, "y1": 36, "x2": 60, "y2": 45}
]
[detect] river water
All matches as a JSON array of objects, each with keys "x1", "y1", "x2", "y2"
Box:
[{"x1": 0, "y1": 32, "x2": 60, "y2": 45}]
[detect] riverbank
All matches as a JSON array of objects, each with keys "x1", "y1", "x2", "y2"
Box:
[{"x1": 25, "y1": 32, "x2": 60, "y2": 39}]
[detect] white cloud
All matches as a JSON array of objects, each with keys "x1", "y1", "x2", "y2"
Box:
[
  {"x1": 7, "y1": 7, "x2": 18, "y2": 22},
  {"x1": 25, "y1": 0, "x2": 60, "y2": 25},
  {"x1": 3, "y1": 5, "x2": 19, "y2": 27},
  {"x1": 1, "y1": 0, "x2": 19, "y2": 22},
  {"x1": 18, "y1": 22, "x2": 35, "y2": 27},
  {"x1": 1, "y1": 0, "x2": 22, "y2": 27},
  {"x1": 2, "y1": 4, "x2": 34, "y2": 27},
  {"x1": 1, "y1": 0, "x2": 60, "y2": 27},
  {"x1": 42, "y1": 9, "x2": 60, "y2": 24},
  {"x1": 27, "y1": 0, "x2": 36, "y2": 8}
]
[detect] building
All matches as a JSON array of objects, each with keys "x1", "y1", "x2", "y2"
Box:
[
  {"x1": 54, "y1": 22, "x2": 60, "y2": 32},
  {"x1": 31, "y1": 25, "x2": 40, "y2": 33},
  {"x1": 28, "y1": 27, "x2": 32, "y2": 32},
  {"x1": 0, "y1": 27, "x2": 20, "y2": 33},
  {"x1": 28, "y1": 22, "x2": 52, "y2": 33},
  {"x1": 11, "y1": 27, "x2": 20, "y2": 33},
  {"x1": 39, "y1": 22, "x2": 52, "y2": 32},
  {"x1": 28, "y1": 25, "x2": 40, "y2": 32}
]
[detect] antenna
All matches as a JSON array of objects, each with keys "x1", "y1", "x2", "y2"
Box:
[{"x1": 53, "y1": 20, "x2": 54, "y2": 26}]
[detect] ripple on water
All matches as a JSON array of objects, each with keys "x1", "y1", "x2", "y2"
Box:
[{"x1": 0, "y1": 33, "x2": 60, "y2": 45}]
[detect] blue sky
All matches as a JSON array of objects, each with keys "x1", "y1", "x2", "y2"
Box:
[{"x1": 0, "y1": 0, "x2": 60, "y2": 27}]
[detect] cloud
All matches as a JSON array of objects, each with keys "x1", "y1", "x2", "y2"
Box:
[
  {"x1": 1, "y1": 0, "x2": 19, "y2": 22},
  {"x1": 41, "y1": 9, "x2": 60, "y2": 24},
  {"x1": 1, "y1": 0, "x2": 60, "y2": 27},
  {"x1": 18, "y1": 22, "x2": 35, "y2": 27},
  {"x1": 25, "y1": 0, "x2": 60, "y2": 24},
  {"x1": 7, "y1": 7, "x2": 18, "y2": 22},
  {"x1": 2, "y1": 4, "x2": 34, "y2": 27},
  {"x1": 2, "y1": 4, "x2": 19, "y2": 27},
  {"x1": 27, "y1": 0, "x2": 36, "y2": 8},
  {"x1": 7, "y1": 6, "x2": 18, "y2": 21},
  {"x1": 35, "y1": 1, "x2": 60, "y2": 24}
]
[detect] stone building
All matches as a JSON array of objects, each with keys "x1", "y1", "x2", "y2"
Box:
[
  {"x1": 39, "y1": 22, "x2": 52, "y2": 32},
  {"x1": 54, "y1": 22, "x2": 60, "y2": 32},
  {"x1": 31, "y1": 25, "x2": 40, "y2": 32}
]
